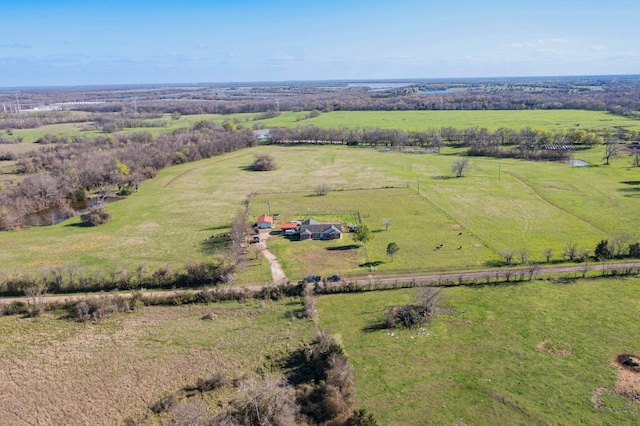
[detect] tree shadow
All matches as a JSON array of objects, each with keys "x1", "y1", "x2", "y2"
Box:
[
  {"x1": 621, "y1": 181, "x2": 640, "y2": 185},
  {"x1": 362, "y1": 322, "x2": 388, "y2": 333},
  {"x1": 65, "y1": 222, "x2": 91, "y2": 228},
  {"x1": 201, "y1": 235, "x2": 230, "y2": 254},
  {"x1": 326, "y1": 244, "x2": 359, "y2": 251},
  {"x1": 359, "y1": 260, "x2": 383, "y2": 268},
  {"x1": 200, "y1": 224, "x2": 230, "y2": 232},
  {"x1": 431, "y1": 175, "x2": 454, "y2": 180}
]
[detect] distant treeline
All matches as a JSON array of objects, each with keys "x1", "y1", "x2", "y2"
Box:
[
  {"x1": 0, "y1": 121, "x2": 257, "y2": 230},
  {"x1": 5, "y1": 77, "x2": 640, "y2": 119}
]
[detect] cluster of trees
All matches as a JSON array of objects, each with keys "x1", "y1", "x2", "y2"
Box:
[
  {"x1": 267, "y1": 124, "x2": 615, "y2": 162},
  {"x1": 0, "y1": 123, "x2": 257, "y2": 230},
  {"x1": 158, "y1": 330, "x2": 372, "y2": 426},
  {"x1": 0, "y1": 111, "x2": 87, "y2": 131},
  {"x1": 90, "y1": 113, "x2": 166, "y2": 133}
]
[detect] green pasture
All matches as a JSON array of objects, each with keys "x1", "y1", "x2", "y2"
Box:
[
  {"x1": 1, "y1": 144, "x2": 639, "y2": 282},
  {"x1": 317, "y1": 277, "x2": 640, "y2": 425},
  {"x1": 253, "y1": 109, "x2": 640, "y2": 132}
]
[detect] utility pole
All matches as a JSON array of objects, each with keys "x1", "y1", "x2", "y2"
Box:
[{"x1": 15, "y1": 93, "x2": 21, "y2": 113}]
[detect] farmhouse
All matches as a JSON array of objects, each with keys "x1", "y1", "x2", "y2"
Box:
[
  {"x1": 299, "y1": 218, "x2": 342, "y2": 240},
  {"x1": 256, "y1": 215, "x2": 273, "y2": 229},
  {"x1": 280, "y1": 222, "x2": 299, "y2": 231}
]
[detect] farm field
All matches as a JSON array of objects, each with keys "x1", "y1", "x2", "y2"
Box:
[
  {"x1": 317, "y1": 277, "x2": 640, "y2": 425},
  {"x1": 1, "y1": 144, "x2": 639, "y2": 282},
  {"x1": 5, "y1": 109, "x2": 640, "y2": 150},
  {"x1": 0, "y1": 298, "x2": 314, "y2": 425},
  {"x1": 254, "y1": 109, "x2": 640, "y2": 132}
]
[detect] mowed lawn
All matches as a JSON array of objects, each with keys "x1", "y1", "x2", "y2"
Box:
[
  {"x1": 1, "y1": 144, "x2": 639, "y2": 281},
  {"x1": 317, "y1": 277, "x2": 640, "y2": 425},
  {"x1": 0, "y1": 298, "x2": 314, "y2": 425}
]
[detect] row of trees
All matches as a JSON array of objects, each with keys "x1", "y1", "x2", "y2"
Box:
[
  {"x1": 266, "y1": 124, "x2": 620, "y2": 162},
  {"x1": 501, "y1": 235, "x2": 640, "y2": 266},
  {"x1": 0, "y1": 123, "x2": 257, "y2": 230}
]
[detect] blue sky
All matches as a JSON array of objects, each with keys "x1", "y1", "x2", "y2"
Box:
[{"x1": 1, "y1": 0, "x2": 639, "y2": 87}]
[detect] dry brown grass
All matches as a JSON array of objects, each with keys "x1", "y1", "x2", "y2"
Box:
[
  {"x1": 0, "y1": 300, "x2": 314, "y2": 425},
  {"x1": 536, "y1": 339, "x2": 572, "y2": 357}
]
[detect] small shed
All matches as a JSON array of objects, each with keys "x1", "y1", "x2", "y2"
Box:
[{"x1": 257, "y1": 215, "x2": 274, "y2": 229}]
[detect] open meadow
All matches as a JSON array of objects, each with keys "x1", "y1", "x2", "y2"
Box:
[
  {"x1": 1, "y1": 142, "x2": 639, "y2": 283},
  {"x1": 0, "y1": 298, "x2": 314, "y2": 425},
  {"x1": 317, "y1": 277, "x2": 640, "y2": 425}
]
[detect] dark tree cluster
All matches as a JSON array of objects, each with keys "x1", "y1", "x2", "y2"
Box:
[{"x1": 0, "y1": 123, "x2": 257, "y2": 230}]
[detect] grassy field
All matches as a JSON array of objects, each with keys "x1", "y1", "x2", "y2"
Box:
[
  {"x1": 254, "y1": 110, "x2": 640, "y2": 132},
  {"x1": 1, "y1": 144, "x2": 639, "y2": 282},
  {"x1": 317, "y1": 277, "x2": 640, "y2": 425},
  {"x1": 0, "y1": 298, "x2": 314, "y2": 425}
]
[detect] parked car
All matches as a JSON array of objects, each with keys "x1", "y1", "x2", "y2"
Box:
[
  {"x1": 302, "y1": 275, "x2": 322, "y2": 283},
  {"x1": 326, "y1": 274, "x2": 342, "y2": 282}
]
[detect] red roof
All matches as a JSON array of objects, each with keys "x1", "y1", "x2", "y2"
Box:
[
  {"x1": 257, "y1": 215, "x2": 273, "y2": 224},
  {"x1": 280, "y1": 223, "x2": 298, "y2": 230}
]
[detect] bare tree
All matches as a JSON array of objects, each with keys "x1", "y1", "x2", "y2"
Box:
[
  {"x1": 315, "y1": 182, "x2": 331, "y2": 196},
  {"x1": 382, "y1": 218, "x2": 393, "y2": 231},
  {"x1": 611, "y1": 233, "x2": 633, "y2": 258},
  {"x1": 450, "y1": 157, "x2": 470, "y2": 177},
  {"x1": 501, "y1": 249, "x2": 514, "y2": 265},
  {"x1": 24, "y1": 284, "x2": 48, "y2": 317},
  {"x1": 603, "y1": 139, "x2": 619, "y2": 165},
  {"x1": 519, "y1": 248, "x2": 529, "y2": 264},
  {"x1": 542, "y1": 247, "x2": 553, "y2": 263},
  {"x1": 527, "y1": 263, "x2": 541, "y2": 280},
  {"x1": 564, "y1": 240, "x2": 578, "y2": 261},
  {"x1": 229, "y1": 377, "x2": 299, "y2": 426}
]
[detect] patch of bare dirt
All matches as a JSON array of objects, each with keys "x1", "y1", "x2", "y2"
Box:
[
  {"x1": 537, "y1": 340, "x2": 572, "y2": 356},
  {"x1": 615, "y1": 354, "x2": 640, "y2": 403},
  {"x1": 592, "y1": 386, "x2": 608, "y2": 410}
]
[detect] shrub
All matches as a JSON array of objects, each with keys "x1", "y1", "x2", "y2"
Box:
[
  {"x1": 71, "y1": 294, "x2": 141, "y2": 322},
  {"x1": 384, "y1": 287, "x2": 441, "y2": 329},
  {"x1": 2, "y1": 301, "x2": 30, "y2": 316},
  {"x1": 251, "y1": 153, "x2": 277, "y2": 171},
  {"x1": 315, "y1": 182, "x2": 331, "y2": 196},
  {"x1": 80, "y1": 206, "x2": 111, "y2": 227}
]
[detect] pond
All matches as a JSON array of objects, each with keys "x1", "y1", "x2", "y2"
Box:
[
  {"x1": 24, "y1": 196, "x2": 122, "y2": 227},
  {"x1": 566, "y1": 159, "x2": 589, "y2": 167}
]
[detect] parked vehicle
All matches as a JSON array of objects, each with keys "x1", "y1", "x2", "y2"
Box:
[
  {"x1": 302, "y1": 274, "x2": 322, "y2": 283},
  {"x1": 326, "y1": 274, "x2": 342, "y2": 282}
]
